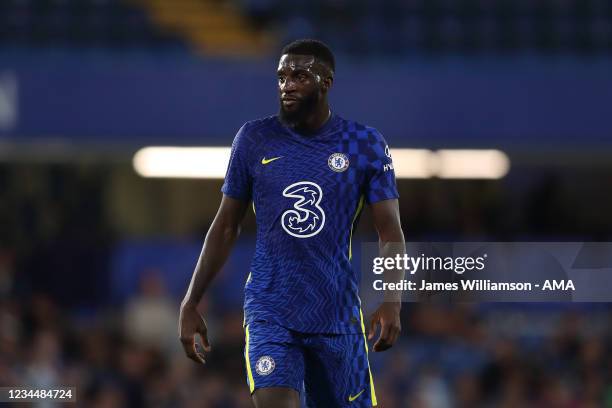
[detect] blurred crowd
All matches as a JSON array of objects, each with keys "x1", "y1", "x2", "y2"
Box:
[
  {"x1": 2, "y1": 257, "x2": 612, "y2": 407},
  {"x1": 0, "y1": 269, "x2": 250, "y2": 408},
  {"x1": 1, "y1": 163, "x2": 612, "y2": 407}
]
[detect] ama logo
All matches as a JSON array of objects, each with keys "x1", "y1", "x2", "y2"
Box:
[{"x1": 281, "y1": 181, "x2": 325, "y2": 238}]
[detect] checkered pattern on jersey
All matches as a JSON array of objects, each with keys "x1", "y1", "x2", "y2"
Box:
[{"x1": 222, "y1": 114, "x2": 398, "y2": 334}]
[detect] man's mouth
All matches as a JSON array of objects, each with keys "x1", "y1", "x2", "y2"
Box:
[{"x1": 281, "y1": 97, "x2": 299, "y2": 107}]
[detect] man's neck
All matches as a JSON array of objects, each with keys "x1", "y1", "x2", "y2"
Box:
[{"x1": 289, "y1": 103, "x2": 331, "y2": 134}]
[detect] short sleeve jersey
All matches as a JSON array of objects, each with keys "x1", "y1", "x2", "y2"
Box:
[{"x1": 222, "y1": 113, "x2": 398, "y2": 334}]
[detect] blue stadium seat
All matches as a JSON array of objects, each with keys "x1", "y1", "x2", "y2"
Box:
[{"x1": 0, "y1": 0, "x2": 184, "y2": 48}]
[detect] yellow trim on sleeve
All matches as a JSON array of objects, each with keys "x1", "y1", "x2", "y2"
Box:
[
  {"x1": 245, "y1": 325, "x2": 255, "y2": 393},
  {"x1": 349, "y1": 195, "x2": 365, "y2": 261},
  {"x1": 359, "y1": 309, "x2": 378, "y2": 406}
]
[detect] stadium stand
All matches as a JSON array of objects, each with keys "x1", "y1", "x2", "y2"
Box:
[
  {"x1": 1, "y1": 0, "x2": 611, "y2": 55},
  {"x1": 0, "y1": 0, "x2": 184, "y2": 48}
]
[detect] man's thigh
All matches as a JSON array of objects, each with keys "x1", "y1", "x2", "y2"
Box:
[
  {"x1": 244, "y1": 322, "x2": 304, "y2": 399},
  {"x1": 303, "y1": 333, "x2": 377, "y2": 407},
  {"x1": 252, "y1": 387, "x2": 300, "y2": 408}
]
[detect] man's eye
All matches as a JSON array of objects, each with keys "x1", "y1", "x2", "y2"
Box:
[{"x1": 297, "y1": 74, "x2": 307, "y2": 81}]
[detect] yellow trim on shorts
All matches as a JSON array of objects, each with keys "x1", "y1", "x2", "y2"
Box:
[
  {"x1": 243, "y1": 273, "x2": 252, "y2": 327},
  {"x1": 245, "y1": 324, "x2": 255, "y2": 393},
  {"x1": 349, "y1": 195, "x2": 365, "y2": 261},
  {"x1": 359, "y1": 309, "x2": 378, "y2": 406}
]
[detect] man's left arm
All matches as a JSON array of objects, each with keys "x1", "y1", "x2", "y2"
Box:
[{"x1": 368, "y1": 198, "x2": 405, "y2": 352}]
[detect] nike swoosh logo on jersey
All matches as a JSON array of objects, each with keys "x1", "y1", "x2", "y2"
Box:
[
  {"x1": 261, "y1": 156, "x2": 282, "y2": 164},
  {"x1": 348, "y1": 389, "x2": 364, "y2": 402}
]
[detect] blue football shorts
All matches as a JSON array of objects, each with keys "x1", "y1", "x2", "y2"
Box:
[{"x1": 244, "y1": 320, "x2": 377, "y2": 407}]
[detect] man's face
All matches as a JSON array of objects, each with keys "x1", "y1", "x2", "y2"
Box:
[{"x1": 277, "y1": 54, "x2": 331, "y2": 123}]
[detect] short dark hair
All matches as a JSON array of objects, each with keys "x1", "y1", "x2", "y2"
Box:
[{"x1": 281, "y1": 39, "x2": 335, "y2": 73}]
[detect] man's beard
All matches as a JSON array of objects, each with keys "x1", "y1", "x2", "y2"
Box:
[{"x1": 279, "y1": 91, "x2": 319, "y2": 127}]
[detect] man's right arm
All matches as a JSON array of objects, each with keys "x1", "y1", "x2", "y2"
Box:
[{"x1": 179, "y1": 194, "x2": 249, "y2": 364}]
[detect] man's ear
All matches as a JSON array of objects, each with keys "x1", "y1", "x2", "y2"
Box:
[{"x1": 322, "y1": 76, "x2": 333, "y2": 93}]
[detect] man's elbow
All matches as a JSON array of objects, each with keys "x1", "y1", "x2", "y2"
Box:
[
  {"x1": 220, "y1": 224, "x2": 241, "y2": 243},
  {"x1": 209, "y1": 218, "x2": 241, "y2": 243}
]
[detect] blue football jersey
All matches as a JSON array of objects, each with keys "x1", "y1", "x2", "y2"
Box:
[{"x1": 221, "y1": 113, "x2": 398, "y2": 334}]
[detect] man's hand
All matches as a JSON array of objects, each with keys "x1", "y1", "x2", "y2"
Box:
[
  {"x1": 179, "y1": 301, "x2": 211, "y2": 364},
  {"x1": 368, "y1": 302, "x2": 401, "y2": 352}
]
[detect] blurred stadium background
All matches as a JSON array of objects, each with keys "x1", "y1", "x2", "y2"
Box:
[{"x1": 1, "y1": 0, "x2": 612, "y2": 407}]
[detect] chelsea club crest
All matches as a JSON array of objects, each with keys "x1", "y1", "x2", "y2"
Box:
[
  {"x1": 328, "y1": 153, "x2": 349, "y2": 172},
  {"x1": 255, "y1": 355, "x2": 275, "y2": 376}
]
